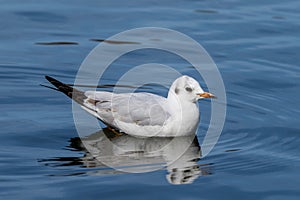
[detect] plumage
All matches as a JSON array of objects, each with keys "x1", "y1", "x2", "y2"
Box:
[{"x1": 45, "y1": 75, "x2": 215, "y2": 137}]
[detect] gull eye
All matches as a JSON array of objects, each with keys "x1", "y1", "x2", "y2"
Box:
[{"x1": 185, "y1": 87, "x2": 193, "y2": 92}]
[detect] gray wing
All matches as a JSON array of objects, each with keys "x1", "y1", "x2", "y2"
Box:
[
  {"x1": 83, "y1": 91, "x2": 171, "y2": 129},
  {"x1": 44, "y1": 76, "x2": 170, "y2": 132}
]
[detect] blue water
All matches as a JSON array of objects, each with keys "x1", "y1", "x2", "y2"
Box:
[{"x1": 1, "y1": 0, "x2": 300, "y2": 199}]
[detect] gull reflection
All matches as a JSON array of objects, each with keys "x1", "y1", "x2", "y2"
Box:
[{"x1": 42, "y1": 128, "x2": 212, "y2": 184}]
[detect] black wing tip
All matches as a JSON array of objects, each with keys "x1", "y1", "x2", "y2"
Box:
[
  {"x1": 44, "y1": 75, "x2": 70, "y2": 94},
  {"x1": 44, "y1": 75, "x2": 66, "y2": 89},
  {"x1": 45, "y1": 75, "x2": 58, "y2": 83},
  {"x1": 45, "y1": 75, "x2": 51, "y2": 80},
  {"x1": 44, "y1": 75, "x2": 86, "y2": 105}
]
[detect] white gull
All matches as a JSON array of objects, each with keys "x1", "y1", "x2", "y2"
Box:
[{"x1": 45, "y1": 75, "x2": 215, "y2": 137}]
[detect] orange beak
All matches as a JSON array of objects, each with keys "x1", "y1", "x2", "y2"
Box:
[{"x1": 198, "y1": 92, "x2": 216, "y2": 99}]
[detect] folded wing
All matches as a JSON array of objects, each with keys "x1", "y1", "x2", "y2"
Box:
[{"x1": 83, "y1": 91, "x2": 171, "y2": 132}]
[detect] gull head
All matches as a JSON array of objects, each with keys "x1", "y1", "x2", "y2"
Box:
[{"x1": 169, "y1": 75, "x2": 215, "y2": 103}]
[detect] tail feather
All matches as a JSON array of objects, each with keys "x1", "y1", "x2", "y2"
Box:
[
  {"x1": 44, "y1": 75, "x2": 122, "y2": 132},
  {"x1": 45, "y1": 76, "x2": 86, "y2": 105}
]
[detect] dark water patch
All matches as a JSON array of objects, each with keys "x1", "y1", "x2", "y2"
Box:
[
  {"x1": 35, "y1": 42, "x2": 79, "y2": 45},
  {"x1": 256, "y1": 28, "x2": 282, "y2": 35},
  {"x1": 272, "y1": 16, "x2": 286, "y2": 20},
  {"x1": 194, "y1": 9, "x2": 218, "y2": 14},
  {"x1": 225, "y1": 149, "x2": 241, "y2": 152},
  {"x1": 90, "y1": 39, "x2": 140, "y2": 44},
  {"x1": 38, "y1": 157, "x2": 83, "y2": 167},
  {"x1": 15, "y1": 11, "x2": 67, "y2": 23}
]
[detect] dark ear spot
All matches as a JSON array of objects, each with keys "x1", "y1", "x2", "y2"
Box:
[{"x1": 175, "y1": 87, "x2": 179, "y2": 94}]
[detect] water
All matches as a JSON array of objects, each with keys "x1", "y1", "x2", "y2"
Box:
[{"x1": 1, "y1": 0, "x2": 300, "y2": 199}]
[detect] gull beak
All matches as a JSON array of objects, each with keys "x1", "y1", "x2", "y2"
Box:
[{"x1": 197, "y1": 92, "x2": 216, "y2": 99}]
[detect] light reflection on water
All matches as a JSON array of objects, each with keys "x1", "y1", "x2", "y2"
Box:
[{"x1": 40, "y1": 128, "x2": 212, "y2": 185}]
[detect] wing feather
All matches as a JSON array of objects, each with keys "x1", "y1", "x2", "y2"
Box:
[{"x1": 83, "y1": 91, "x2": 171, "y2": 130}]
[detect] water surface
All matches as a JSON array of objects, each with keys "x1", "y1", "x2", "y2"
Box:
[{"x1": 0, "y1": 0, "x2": 299, "y2": 199}]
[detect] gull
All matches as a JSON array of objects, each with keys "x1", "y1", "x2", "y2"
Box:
[{"x1": 45, "y1": 75, "x2": 215, "y2": 137}]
